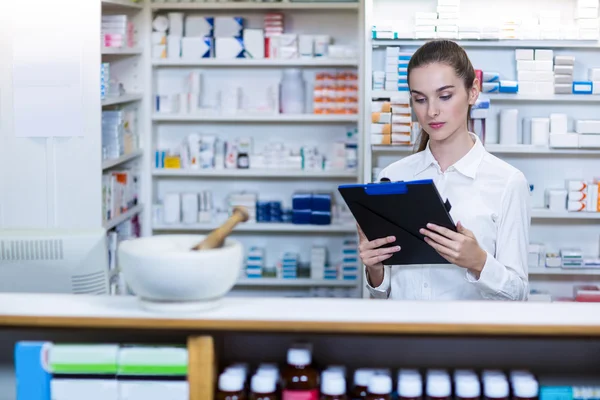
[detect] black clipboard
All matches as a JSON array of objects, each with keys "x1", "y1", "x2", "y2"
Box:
[{"x1": 338, "y1": 179, "x2": 456, "y2": 265}]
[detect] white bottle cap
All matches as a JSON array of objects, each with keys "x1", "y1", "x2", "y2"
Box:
[
  {"x1": 454, "y1": 370, "x2": 477, "y2": 381},
  {"x1": 368, "y1": 375, "x2": 393, "y2": 395},
  {"x1": 257, "y1": 368, "x2": 279, "y2": 382},
  {"x1": 287, "y1": 348, "x2": 311, "y2": 366},
  {"x1": 354, "y1": 369, "x2": 376, "y2": 387},
  {"x1": 252, "y1": 373, "x2": 276, "y2": 394},
  {"x1": 484, "y1": 377, "x2": 509, "y2": 399},
  {"x1": 219, "y1": 372, "x2": 244, "y2": 392},
  {"x1": 225, "y1": 366, "x2": 247, "y2": 382},
  {"x1": 398, "y1": 369, "x2": 421, "y2": 380},
  {"x1": 513, "y1": 378, "x2": 539, "y2": 399},
  {"x1": 322, "y1": 372, "x2": 347, "y2": 396},
  {"x1": 510, "y1": 371, "x2": 534, "y2": 384},
  {"x1": 398, "y1": 375, "x2": 423, "y2": 398},
  {"x1": 326, "y1": 366, "x2": 347, "y2": 376},
  {"x1": 482, "y1": 370, "x2": 505, "y2": 380},
  {"x1": 426, "y1": 374, "x2": 452, "y2": 398},
  {"x1": 455, "y1": 376, "x2": 481, "y2": 399}
]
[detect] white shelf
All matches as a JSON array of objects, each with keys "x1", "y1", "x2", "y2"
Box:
[
  {"x1": 152, "y1": 169, "x2": 357, "y2": 179},
  {"x1": 372, "y1": 39, "x2": 600, "y2": 49},
  {"x1": 101, "y1": 93, "x2": 143, "y2": 107},
  {"x1": 371, "y1": 90, "x2": 600, "y2": 102},
  {"x1": 372, "y1": 144, "x2": 600, "y2": 156},
  {"x1": 103, "y1": 205, "x2": 143, "y2": 230},
  {"x1": 101, "y1": 47, "x2": 142, "y2": 55},
  {"x1": 102, "y1": 150, "x2": 143, "y2": 170},
  {"x1": 153, "y1": 222, "x2": 356, "y2": 233},
  {"x1": 531, "y1": 209, "x2": 600, "y2": 220},
  {"x1": 150, "y1": 2, "x2": 359, "y2": 10},
  {"x1": 153, "y1": 58, "x2": 359, "y2": 67},
  {"x1": 236, "y1": 278, "x2": 358, "y2": 287},
  {"x1": 529, "y1": 267, "x2": 600, "y2": 276},
  {"x1": 152, "y1": 114, "x2": 358, "y2": 123},
  {"x1": 101, "y1": 0, "x2": 143, "y2": 9}
]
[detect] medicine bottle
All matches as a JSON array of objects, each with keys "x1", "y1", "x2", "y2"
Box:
[
  {"x1": 366, "y1": 374, "x2": 392, "y2": 400},
  {"x1": 257, "y1": 364, "x2": 281, "y2": 391},
  {"x1": 321, "y1": 371, "x2": 348, "y2": 400},
  {"x1": 281, "y1": 348, "x2": 319, "y2": 400},
  {"x1": 398, "y1": 374, "x2": 423, "y2": 400},
  {"x1": 251, "y1": 373, "x2": 279, "y2": 400},
  {"x1": 483, "y1": 377, "x2": 509, "y2": 400},
  {"x1": 512, "y1": 378, "x2": 539, "y2": 400},
  {"x1": 426, "y1": 373, "x2": 451, "y2": 400},
  {"x1": 455, "y1": 376, "x2": 481, "y2": 400},
  {"x1": 350, "y1": 369, "x2": 375, "y2": 400},
  {"x1": 218, "y1": 372, "x2": 247, "y2": 400},
  {"x1": 280, "y1": 69, "x2": 306, "y2": 114}
]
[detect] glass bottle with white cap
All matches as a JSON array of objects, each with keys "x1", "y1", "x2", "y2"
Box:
[
  {"x1": 321, "y1": 370, "x2": 348, "y2": 400},
  {"x1": 250, "y1": 373, "x2": 278, "y2": 400},
  {"x1": 218, "y1": 371, "x2": 247, "y2": 400},
  {"x1": 455, "y1": 374, "x2": 481, "y2": 400},
  {"x1": 282, "y1": 347, "x2": 318, "y2": 400},
  {"x1": 366, "y1": 374, "x2": 393, "y2": 400},
  {"x1": 351, "y1": 369, "x2": 376, "y2": 400},
  {"x1": 426, "y1": 370, "x2": 451, "y2": 400},
  {"x1": 398, "y1": 372, "x2": 423, "y2": 400},
  {"x1": 512, "y1": 377, "x2": 539, "y2": 400},
  {"x1": 483, "y1": 376, "x2": 509, "y2": 400}
]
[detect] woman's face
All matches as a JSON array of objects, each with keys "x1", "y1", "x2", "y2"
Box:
[{"x1": 409, "y1": 63, "x2": 479, "y2": 143}]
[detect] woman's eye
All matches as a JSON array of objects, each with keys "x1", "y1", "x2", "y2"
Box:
[
  {"x1": 440, "y1": 95, "x2": 452, "y2": 101},
  {"x1": 414, "y1": 98, "x2": 426, "y2": 104}
]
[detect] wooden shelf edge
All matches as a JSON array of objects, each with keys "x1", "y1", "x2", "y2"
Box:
[{"x1": 188, "y1": 336, "x2": 215, "y2": 400}]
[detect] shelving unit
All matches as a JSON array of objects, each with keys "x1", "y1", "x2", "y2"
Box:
[
  {"x1": 366, "y1": 0, "x2": 600, "y2": 299},
  {"x1": 101, "y1": 93, "x2": 144, "y2": 107},
  {"x1": 529, "y1": 267, "x2": 600, "y2": 276},
  {"x1": 236, "y1": 278, "x2": 358, "y2": 287},
  {"x1": 103, "y1": 205, "x2": 144, "y2": 230},
  {"x1": 102, "y1": 149, "x2": 143, "y2": 170},
  {"x1": 147, "y1": 0, "x2": 363, "y2": 298}
]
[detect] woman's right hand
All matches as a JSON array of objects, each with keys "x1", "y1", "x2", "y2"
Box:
[{"x1": 357, "y1": 224, "x2": 401, "y2": 269}]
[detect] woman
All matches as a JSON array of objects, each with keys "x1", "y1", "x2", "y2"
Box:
[{"x1": 360, "y1": 40, "x2": 530, "y2": 301}]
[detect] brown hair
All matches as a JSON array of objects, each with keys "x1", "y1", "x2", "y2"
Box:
[{"x1": 407, "y1": 40, "x2": 476, "y2": 152}]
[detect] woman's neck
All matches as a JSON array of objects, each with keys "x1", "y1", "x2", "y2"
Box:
[{"x1": 428, "y1": 128, "x2": 475, "y2": 172}]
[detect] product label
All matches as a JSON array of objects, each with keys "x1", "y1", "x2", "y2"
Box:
[{"x1": 283, "y1": 389, "x2": 319, "y2": 400}]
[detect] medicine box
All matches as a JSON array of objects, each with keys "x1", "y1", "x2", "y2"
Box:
[{"x1": 214, "y1": 16, "x2": 243, "y2": 38}]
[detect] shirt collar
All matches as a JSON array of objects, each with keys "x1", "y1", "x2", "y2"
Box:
[{"x1": 413, "y1": 133, "x2": 485, "y2": 179}]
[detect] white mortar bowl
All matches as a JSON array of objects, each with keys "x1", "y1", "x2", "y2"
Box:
[{"x1": 118, "y1": 235, "x2": 243, "y2": 312}]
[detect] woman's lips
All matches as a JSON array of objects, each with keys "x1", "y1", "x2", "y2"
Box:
[{"x1": 429, "y1": 122, "x2": 445, "y2": 130}]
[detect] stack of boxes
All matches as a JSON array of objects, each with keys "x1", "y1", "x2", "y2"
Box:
[
  {"x1": 311, "y1": 246, "x2": 329, "y2": 280},
  {"x1": 256, "y1": 201, "x2": 283, "y2": 223},
  {"x1": 371, "y1": 94, "x2": 413, "y2": 146},
  {"x1": 101, "y1": 63, "x2": 110, "y2": 101},
  {"x1": 576, "y1": 119, "x2": 600, "y2": 148},
  {"x1": 590, "y1": 68, "x2": 600, "y2": 94},
  {"x1": 435, "y1": 5, "x2": 459, "y2": 40},
  {"x1": 576, "y1": 0, "x2": 600, "y2": 40},
  {"x1": 372, "y1": 71, "x2": 385, "y2": 91},
  {"x1": 459, "y1": 23, "x2": 480, "y2": 40},
  {"x1": 281, "y1": 252, "x2": 300, "y2": 279},
  {"x1": 414, "y1": 12, "x2": 437, "y2": 40},
  {"x1": 214, "y1": 17, "x2": 245, "y2": 59},
  {"x1": 264, "y1": 13, "x2": 283, "y2": 58},
  {"x1": 500, "y1": 18, "x2": 520, "y2": 40},
  {"x1": 102, "y1": 14, "x2": 135, "y2": 49},
  {"x1": 291, "y1": 192, "x2": 332, "y2": 225},
  {"x1": 179, "y1": 15, "x2": 214, "y2": 60},
  {"x1": 246, "y1": 247, "x2": 266, "y2": 278},
  {"x1": 384, "y1": 47, "x2": 411, "y2": 92},
  {"x1": 539, "y1": 11, "x2": 561, "y2": 40},
  {"x1": 341, "y1": 239, "x2": 359, "y2": 281},
  {"x1": 560, "y1": 249, "x2": 584, "y2": 268},
  {"x1": 554, "y1": 55, "x2": 576, "y2": 94},
  {"x1": 567, "y1": 180, "x2": 599, "y2": 213},
  {"x1": 515, "y1": 49, "x2": 553, "y2": 95},
  {"x1": 229, "y1": 192, "x2": 258, "y2": 222}
]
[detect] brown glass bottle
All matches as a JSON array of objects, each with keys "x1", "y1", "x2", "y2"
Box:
[
  {"x1": 455, "y1": 376, "x2": 481, "y2": 400},
  {"x1": 251, "y1": 373, "x2": 279, "y2": 400},
  {"x1": 218, "y1": 372, "x2": 247, "y2": 400},
  {"x1": 366, "y1": 375, "x2": 392, "y2": 400},
  {"x1": 425, "y1": 374, "x2": 451, "y2": 400},
  {"x1": 321, "y1": 371, "x2": 348, "y2": 400},
  {"x1": 350, "y1": 369, "x2": 374, "y2": 400},
  {"x1": 484, "y1": 378, "x2": 509, "y2": 400},
  {"x1": 281, "y1": 348, "x2": 319, "y2": 400},
  {"x1": 512, "y1": 378, "x2": 539, "y2": 400}
]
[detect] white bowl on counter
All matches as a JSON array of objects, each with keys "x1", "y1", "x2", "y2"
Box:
[{"x1": 118, "y1": 235, "x2": 244, "y2": 312}]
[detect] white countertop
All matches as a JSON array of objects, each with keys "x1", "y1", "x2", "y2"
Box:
[{"x1": 0, "y1": 293, "x2": 599, "y2": 335}]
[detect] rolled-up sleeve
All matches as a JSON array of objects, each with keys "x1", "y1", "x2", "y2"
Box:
[
  {"x1": 365, "y1": 265, "x2": 392, "y2": 299},
  {"x1": 466, "y1": 171, "x2": 530, "y2": 300}
]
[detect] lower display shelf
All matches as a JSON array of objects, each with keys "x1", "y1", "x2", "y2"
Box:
[
  {"x1": 529, "y1": 267, "x2": 600, "y2": 276},
  {"x1": 153, "y1": 222, "x2": 357, "y2": 234},
  {"x1": 103, "y1": 205, "x2": 144, "y2": 230},
  {"x1": 235, "y1": 278, "x2": 358, "y2": 287}
]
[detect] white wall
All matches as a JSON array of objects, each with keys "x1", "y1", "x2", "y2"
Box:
[{"x1": 0, "y1": 0, "x2": 101, "y2": 230}]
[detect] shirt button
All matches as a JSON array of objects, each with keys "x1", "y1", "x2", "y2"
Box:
[{"x1": 424, "y1": 283, "x2": 429, "y2": 288}]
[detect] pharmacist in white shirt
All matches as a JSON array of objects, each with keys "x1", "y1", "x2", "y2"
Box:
[{"x1": 360, "y1": 40, "x2": 531, "y2": 301}]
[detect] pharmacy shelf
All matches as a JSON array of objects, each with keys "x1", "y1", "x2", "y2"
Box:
[
  {"x1": 103, "y1": 205, "x2": 144, "y2": 230},
  {"x1": 150, "y1": 2, "x2": 360, "y2": 10},
  {"x1": 371, "y1": 145, "x2": 600, "y2": 156},
  {"x1": 101, "y1": 47, "x2": 142, "y2": 56},
  {"x1": 101, "y1": 93, "x2": 143, "y2": 107},
  {"x1": 370, "y1": 90, "x2": 600, "y2": 102},
  {"x1": 101, "y1": 0, "x2": 143, "y2": 9},
  {"x1": 372, "y1": 39, "x2": 600, "y2": 49},
  {"x1": 152, "y1": 169, "x2": 357, "y2": 179},
  {"x1": 102, "y1": 150, "x2": 143, "y2": 170},
  {"x1": 153, "y1": 222, "x2": 356, "y2": 233},
  {"x1": 531, "y1": 209, "x2": 600, "y2": 220},
  {"x1": 235, "y1": 278, "x2": 358, "y2": 287},
  {"x1": 529, "y1": 267, "x2": 600, "y2": 276},
  {"x1": 152, "y1": 114, "x2": 359, "y2": 123},
  {"x1": 153, "y1": 58, "x2": 359, "y2": 67}
]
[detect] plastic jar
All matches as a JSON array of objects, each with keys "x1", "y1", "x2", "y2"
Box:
[{"x1": 280, "y1": 69, "x2": 305, "y2": 114}]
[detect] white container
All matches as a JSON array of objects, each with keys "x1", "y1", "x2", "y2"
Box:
[
  {"x1": 280, "y1": 69, "x2": 305, "y2": 114},
  {"x1": 163, "y1": 193, "x2": 181, "y2": 224},
  {"x1": 531, "y1": 118, "x2": 550, "y2": 146},
  {"x1": 181, "y1": 193, "x2": 199, "y2": 224},
  {"x1": 500, "y1": 109, "x2": 519, "y2": 145},
  {"x1": 314, "y1": 35, "x2": 330, "y2": 57}
]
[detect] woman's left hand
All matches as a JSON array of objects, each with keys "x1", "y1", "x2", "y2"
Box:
[{"x1": 420, "y1": 221, "x2": 487, "y2": 275}]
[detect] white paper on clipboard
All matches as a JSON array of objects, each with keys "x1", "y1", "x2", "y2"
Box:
[{"x1": 12, "y1": 0, "x2": 84, "y2": 138}]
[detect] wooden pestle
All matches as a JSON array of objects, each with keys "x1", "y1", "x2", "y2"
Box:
[{"x1": 191, "y1": 206, "x2": 250, "y2": 251}]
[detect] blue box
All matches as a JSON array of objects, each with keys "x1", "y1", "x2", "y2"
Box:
[
  {"x1": 573, "y1": 81, "x2": 593, "y2": 94},
  {"x1": 310, "y1": 211, "x2": 331, "y2": 225},
  {"x1": 292, "y1": 193, "x2": 312, "y2": 210},
  {"x1": 15, "y1": 342, "x2": 51, "y2": 400},
  {"x1": 499, "y1": 80, "x2": 518, "y2": 93},
  {"x1": 311, "y1": 193, "x2": 331, "y2": 212},
  {"x1": 292, "y1": 209, "x2": 311, "y2": 224}
]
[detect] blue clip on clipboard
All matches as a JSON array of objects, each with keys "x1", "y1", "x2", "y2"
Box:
[{"x1": 338, "y1": 179, "x2": 456, "y2": 265}]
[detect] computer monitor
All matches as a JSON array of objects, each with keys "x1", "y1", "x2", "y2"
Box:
[{"x1": 0, "y1": 229, "x2": 109, "y2": 295}]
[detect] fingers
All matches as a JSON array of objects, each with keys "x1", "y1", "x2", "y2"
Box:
[
  {"x1": 356, "y1": 223, "x2": 367, "y2": 240},
  {"x1": 359, "y1": 235, "x2": 396, "y2": 252},
  {"x1": 426, "y1": 223, "x2": 461, "y2": 241},
  {"x1": 420, "y1": 228, "x2": 458, "y2": 251},
  {"x1": 424, "y1": 236, "x2": 458, "y2": 260},
  {"x1": 364, "y1": 252, "x2": 394, "y2": 266},
  {"x1": 360, "y1": 245, "x2": 401, "y2": 267}
]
